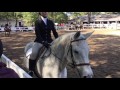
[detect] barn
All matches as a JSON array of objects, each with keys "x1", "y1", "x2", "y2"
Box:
[
  {"x1": 0, "y1": 19, "x2": 24, "y2": 27},
  {"x1": 68, "y1": 14, "x2": 120, "y2": 29}
]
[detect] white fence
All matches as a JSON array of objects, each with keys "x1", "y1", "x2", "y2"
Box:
[
  {"x1": 83, "y1": 23, "x2": 120, "y2": 30},
  {"x1": 1, "y1": 54, "x2": 32, "y2": 78},
  {"x1": 0, "y1": 27, "x2": 34, "y2": 32}
]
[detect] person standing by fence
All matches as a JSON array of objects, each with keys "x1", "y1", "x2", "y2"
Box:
[{"x1": 0, "y1": 40, "x2": 20, "y2": 78}]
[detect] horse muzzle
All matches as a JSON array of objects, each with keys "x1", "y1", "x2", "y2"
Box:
[{"x1": 77, "y1": 66, "x2": 94, "y2": 78}]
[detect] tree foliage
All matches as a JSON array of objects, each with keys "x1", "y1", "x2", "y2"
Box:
[{"x1": 0, "y1": 12, "x2": 120, "y2": 26}]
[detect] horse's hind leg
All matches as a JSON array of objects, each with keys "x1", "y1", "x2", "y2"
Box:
[
  {"x1": 7, "y1": 32, "x2": 8, "y2": 37},
  {"x1": 8, "y1": 32, "x2": 10, "y2": 37},
  {"x1": 5, "y1": 32, "x2": 6, "y2": 36}
]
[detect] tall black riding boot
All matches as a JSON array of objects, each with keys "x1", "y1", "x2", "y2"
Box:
[{"x1": 28, "y1": 59, "x2": 36, "y2": 76}]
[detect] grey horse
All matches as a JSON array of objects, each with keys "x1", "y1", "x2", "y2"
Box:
[{"x1": 24, "y1": 31, "x2": 94, "y2": 78}]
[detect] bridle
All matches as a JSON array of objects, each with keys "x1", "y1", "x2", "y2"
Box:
[
  {"x1": 49, "y1": 37, "x2": 90, "y2": 69},
  {"x1": 66, "y1": 38, "x2": 91, "y2": 77},
  {"x1": 67, "y1": 38, "x2": 90, "y2": 68},
  {"x1": 40, "y1": 37, "x2": 91, "y2": 77}
]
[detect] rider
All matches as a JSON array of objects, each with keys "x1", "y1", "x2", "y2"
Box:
[
  {"x1": 4, "y1": 24, "x2": 10, "y2": 30},
  {"x1": 28, "y1": 12, "x2": 59, "y2": 76}
]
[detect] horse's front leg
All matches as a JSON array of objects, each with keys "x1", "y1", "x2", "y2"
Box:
[
  {"x1": 59, "y1": 67, "x2": 67, "y2": 78},
  {"x1": 42, "y1": 58, "x2": 59, "y2": 78},
  {"x1": 5, "y1": 32, "x2": 6, "y2": 36}
]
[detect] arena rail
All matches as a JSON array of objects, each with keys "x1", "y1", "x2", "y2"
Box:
[
  {"x1": 0, "y1": 27, "x2": 34, "y2": 32},
  {"x1": 1, "y1": 54, "x2": 32, "y2": 78}
]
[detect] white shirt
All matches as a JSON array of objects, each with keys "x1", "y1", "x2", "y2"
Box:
[{"x1": 41, "y1": 16, "x2": 47, "y2": 25}]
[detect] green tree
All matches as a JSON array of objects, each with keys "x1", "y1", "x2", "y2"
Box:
[
  {"x1": 22, "y1": 12, "x2": 38, "y2": 26},
  {"x1": 48, "y1": 12, "x2": 68, "y2": 23},
  {"x1": 0, "y1": 12, "x2": 14, "y2": 24},
  {"x1": 13, "y1": 12, "x2": 23, "y2": 26}
]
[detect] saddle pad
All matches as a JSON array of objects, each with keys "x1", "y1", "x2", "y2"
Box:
[{"x1": 26, "y1": 48, "x2": 32, "y2": 57}]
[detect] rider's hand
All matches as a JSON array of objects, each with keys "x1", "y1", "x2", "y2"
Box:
[{"x1": 42, "y1": 41, "x2": 50, "y2": 48}]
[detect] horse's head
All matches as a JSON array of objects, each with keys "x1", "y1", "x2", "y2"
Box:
[{"x1": 67, "y1": 31, "x2": 94, "y2": 78}]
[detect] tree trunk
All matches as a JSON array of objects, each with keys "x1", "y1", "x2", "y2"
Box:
[
  {"x1": 6, "y1": 17, "x2": 9, "y2": 24},
  {"x1": 51, "y1": 12, "x2": 55, "y2": 22},
  {"x1": 88, "y1": 12, "x2": 91, "y2": 24},
  {"x1": 15, "y1": 18, "x2": 18, "y2": 27},
  {"x1": 54, "y1": 12, "x2": 56, "y2": 22},
  {"x1": 13, "y1": 12, "x2": 18, "y2": 27}
]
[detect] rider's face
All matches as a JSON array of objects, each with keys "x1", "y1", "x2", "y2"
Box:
[{"x1": 40, "y1": 12, "x2": 48, "y2": 18}]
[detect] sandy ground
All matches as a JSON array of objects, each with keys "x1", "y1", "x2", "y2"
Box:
[{"x1": 0, "y1": 29, "x2": 120, "y2": 78}]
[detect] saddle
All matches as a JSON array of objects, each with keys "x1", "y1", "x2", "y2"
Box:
[
  {"x1": 26, "y1": 46, "x2": 46, "y2": 60},
  {"x1": 35, "y1": 46, "x2": 47, "y2": 62},
  {"x1": 4, "y1": 27, "x2": 11, "y2": 32}
]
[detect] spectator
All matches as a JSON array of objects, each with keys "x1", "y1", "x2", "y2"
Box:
[{"x1": 0, "y1": 40, "x2": 20, "y2": 78}]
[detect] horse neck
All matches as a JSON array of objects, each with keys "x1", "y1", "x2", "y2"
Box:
[{"x1": 50, "y1": 34, "x2": 73, "y2": 71}]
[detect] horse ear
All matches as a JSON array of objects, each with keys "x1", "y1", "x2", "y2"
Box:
[
  {"x1": 74, "y1": 31, "x2": 81, "y2": 39},
  {"x1": 83, "y1": 31, "x2": 95, "y2": 39}
]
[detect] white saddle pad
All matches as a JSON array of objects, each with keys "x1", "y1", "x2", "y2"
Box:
[{"x1": 26, "y1": 48, "x2": 32, "y2": 57}]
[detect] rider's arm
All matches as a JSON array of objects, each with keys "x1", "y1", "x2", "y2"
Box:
[
  {"x1": 35, "y1": 20, "x2": 44, "y2": 43},
  {"x1": 51, "y1": 21, "x2": 59, "y2": 39}
]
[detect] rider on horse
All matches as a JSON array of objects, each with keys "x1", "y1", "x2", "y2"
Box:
[
  {"x1": 4, "y1": 24, "x2": 11, "y2": 31},
  {"x1": 28, "y1": 12, "x2": 59, "y2": 76}
]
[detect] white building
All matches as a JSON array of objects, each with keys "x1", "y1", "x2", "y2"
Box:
[
  {"x1": 69, "y1": 14, "x2": 120, "y2": 29},
  {"x1": 0, "y1": 19, "x2": 24, "y2": 27},
  {"x1": 81, "y1": 14, "x2": 120, "y2": 24}
]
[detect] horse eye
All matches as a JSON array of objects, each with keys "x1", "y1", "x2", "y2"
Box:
[{"x1": 74, "y1": 50, "x2": 79, "y2": 54}]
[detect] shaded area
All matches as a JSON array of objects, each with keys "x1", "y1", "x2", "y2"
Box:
[
  {"x1": 89, "y1": 34, "x2": 120, "y2": 78},
  {"x1": 0, "y1": 30, "x2": 120, "y2": 78}
]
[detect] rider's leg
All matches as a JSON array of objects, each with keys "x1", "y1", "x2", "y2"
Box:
[{"x1": 28, "y1": 42, "x2": 42, "y2": 76}]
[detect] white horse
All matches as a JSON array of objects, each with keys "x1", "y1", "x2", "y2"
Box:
[{"x1": 24, "y1": 31, "x2": 94, "y2": 78}]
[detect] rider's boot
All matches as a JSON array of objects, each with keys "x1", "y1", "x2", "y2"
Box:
[{"x1": 28, "y1": 59, "x2": 36, "y2": 77}]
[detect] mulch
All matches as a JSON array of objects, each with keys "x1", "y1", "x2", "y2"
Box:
[{"x1": 0, "y1": 29, "x2": 120, "y2": 78}]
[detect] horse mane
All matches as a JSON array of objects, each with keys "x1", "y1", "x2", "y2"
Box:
[
  {"x1": 50, "y1": 32, "x2": 86, "y2": 63},
  {"x1": 49, "y1": 33, "x2": 74, "y2": 70},
  {"x1": 51, "y1": 32, "x2": 85, "y2": 56},
  {"x1": 51, "y1": 32, "x2": 73, "y2": 54}
]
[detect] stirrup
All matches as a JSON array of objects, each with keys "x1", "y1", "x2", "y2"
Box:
[{"x1": 28, "y1": 71, "x2": 34, "y2": 77}]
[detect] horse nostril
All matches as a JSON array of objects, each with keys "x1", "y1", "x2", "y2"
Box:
[
  {"x1": 83, "y1": 76, "x2": 87, "y2": 78},
  {"x1": 83, "y1": 75, "x2": 93, "y2": 78}
]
